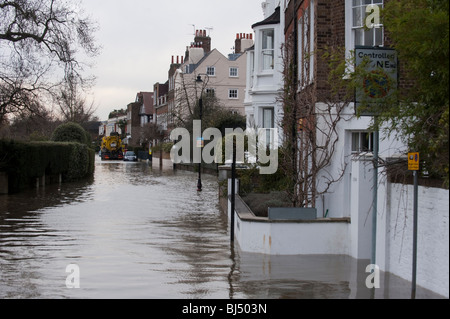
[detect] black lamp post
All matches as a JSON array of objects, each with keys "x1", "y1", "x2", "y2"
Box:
[{"x1": 196, "y1": 75, "x2": 204, "y2": 192}]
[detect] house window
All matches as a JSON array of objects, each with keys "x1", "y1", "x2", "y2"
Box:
[
  {"x1": 206, "y1": 88, "x2": 215, "y2": 97},
  {"x1": 352, "y1": 132, "x2": 374, "y2": 153},
  {"x1": 298, "y1": 0, "x2": 314, "y2": 87},
  {"x1": 229, "y1": 89, "x2": 238, "y2": 99},
  {"x1": 229, "y1": 67, "x2": 238, "y2": 77},
  {"x1": 262, "y1": 108, "x2": 275, "y2": 147},
  {"x1": 207, "y1": 66, "x2": 216, "y2": 76},
  {"x1": 261, "y1": 29, "x2": 274, "y2": 70},
  {"x1": 352, "y1": 0, "x2": 384, "y2": 47}
]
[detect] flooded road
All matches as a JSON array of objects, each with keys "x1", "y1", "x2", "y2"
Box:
[{"x1": 0, "y1": 158, "x2": 443, "y2": 299}]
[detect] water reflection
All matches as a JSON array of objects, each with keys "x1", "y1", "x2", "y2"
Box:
[{"x1": 0, "y1": 158, "x2": 444, "y2": 299}]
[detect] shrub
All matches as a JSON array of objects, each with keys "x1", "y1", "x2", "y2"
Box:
[
  {"x1": 51, "y1": 122, "x2": 88, "y2": 145},
  {"x1": 0, "y1": 139, "x2": 94, "y2": 193}
]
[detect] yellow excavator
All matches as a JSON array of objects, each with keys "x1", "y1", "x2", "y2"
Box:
[{"x1": 101, "y1": 132, "x2": 124, "y2": 160}]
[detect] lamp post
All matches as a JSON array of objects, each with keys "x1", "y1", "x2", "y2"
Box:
[{"x1": 196, "y1": 75, "x2": 205, "y2": 192}]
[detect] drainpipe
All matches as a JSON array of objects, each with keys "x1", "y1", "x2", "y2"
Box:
[
  {"x1": 230, "y1": 139, "x2": 236, "y2": 243},
  {"x1": 371, "y1": 122, "x2": 379, "y2": 267}
]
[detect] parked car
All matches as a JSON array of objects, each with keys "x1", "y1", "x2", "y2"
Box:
[{"x1": 124, "y1": 151, "x2": 138, "y2": 162}]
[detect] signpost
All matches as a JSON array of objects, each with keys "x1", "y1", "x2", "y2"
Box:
[
  {"x1": 409, "y1": 152, "x2": 420, "y2": 299},
  {"x1": 355, "y1": 46, "x2": 398, "y2": 269}
]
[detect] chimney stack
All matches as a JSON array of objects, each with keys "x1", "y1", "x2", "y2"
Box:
[
  {"x1": 235, "y1": 33, "x2": 254, "y2": 54},
  {"x1": 194, "y1": 29, "x2": 211, "y2": 53}
]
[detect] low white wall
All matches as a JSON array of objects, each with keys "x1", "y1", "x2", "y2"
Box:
[
  {"x1": 225, "y1": 174, "x2": 449, "y2": 297},
  {"x1": 229, "y1": 196, "x2": 351, "y2": 256},
  {"x1": 378, "y1": 182, "x2": 449, "y2": 298}
]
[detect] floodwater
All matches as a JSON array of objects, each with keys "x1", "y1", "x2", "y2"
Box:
[{"x1": 0, "y1": 157, "x2": 444, "y2": 299}]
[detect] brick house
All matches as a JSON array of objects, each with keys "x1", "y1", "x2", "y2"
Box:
[
  {"x1": 234, "y1": 0, "x2": 448, "y2": 297},
  {"x1": 125, "y1": 99, "x2": 142, "y2": 147},
  {"x1": 153, "y1": 81, "x2": 169, "y2": 132},
  {"x1": 137, "y1": 92, "x2": 154, "y2": 128}
]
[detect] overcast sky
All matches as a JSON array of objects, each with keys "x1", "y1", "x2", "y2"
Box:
[{"x1": 81, "y1": 0, "x2": 265, "y2": 121}]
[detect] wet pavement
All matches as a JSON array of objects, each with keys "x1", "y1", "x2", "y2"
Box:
[{"x1": 0, "y1": 157, "x2": 444, "y2": 299}]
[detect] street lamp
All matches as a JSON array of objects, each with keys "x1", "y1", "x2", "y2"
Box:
[{"x1": 196, "y1": 75, "x2": 205, "y2": 192}]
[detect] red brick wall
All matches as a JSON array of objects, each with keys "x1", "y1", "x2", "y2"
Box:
[{"x1": 285, "y1": 0, "x2": 411, "y2": 102}]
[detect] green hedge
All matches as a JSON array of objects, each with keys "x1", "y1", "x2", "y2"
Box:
[{"x1": 0, "y1": 140, "x2": 95, "y2": 193}]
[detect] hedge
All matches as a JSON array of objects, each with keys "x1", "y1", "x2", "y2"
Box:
[
  {"x1": 0, "y1": 140, "x2": 95, "y2": 193},
  {"x1": 51, "y1": 122, "x2": 90, "y2": 145}
]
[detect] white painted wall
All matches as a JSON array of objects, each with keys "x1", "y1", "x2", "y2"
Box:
[
  {"x1": 315, "y1": 103, "x2": 407, "y2": 220},
  {"x1": 377, "y1": 182, "x2": 449, "y2": 298},
  {"x1": 228, "y1": 196, "x2": 351, "y2": 256},
  {"x1": 225, "y1": 169, "x2": 449, "y2": 297},
  {"x1": 349, "y1": 155, "x2": 374, "y2": 260}
]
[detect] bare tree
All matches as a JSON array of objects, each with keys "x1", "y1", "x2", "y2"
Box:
[
  {"x1": 173, "y1": 71, "x2": 223, "y2": 132},
  {"x1": 280, "y1": 35, "x2": 353, "y2": 208},
  {"x1": 141, "y1": 122, "x2": 167, "y2": 147},
  {"x1": 55, "y1": 72, "x2": 97, "y2": 123},
  {"x1": 8, "y1": 107, "x2": 60, "y2": 140},
  {"x1": 0, "y1": 0, "x2": 99, "y2": 122}
]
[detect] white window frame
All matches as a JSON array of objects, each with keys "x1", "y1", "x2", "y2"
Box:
[
  {"x1": 206, "y1": 88, "x2": 216, "y2": 97},
  {"x1": 262, "y1": 107, "x2": 275, "y2": 148},
  {"x1": 352, "y1": 0, "x2": 384, "y2": 47},
  {"x1": 206, "y1": 66, "x2": 216, "y2": 76},
  {"x1": 229, "y1": 67, "x2": 239, "y2": 77},
  {"x1": 298, "y1": 0, "x2": 315, "y2": 88},
  {"x1": 261, "y1": 29, "x2": 275, "y2": 71},
  {"x1": 351, "y1": 131, "x2": 374, "y2": 154},
  {"x1": 228, "y1": 89, "x2": 239, "y2": 99}
]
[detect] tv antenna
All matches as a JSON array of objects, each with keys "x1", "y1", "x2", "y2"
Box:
[
  {"x1": 189, "y1": 24, "x2": 196, "y2": 36},
  {"x1": 205, "y1": 27, "x2": 214, "y2": 37}
]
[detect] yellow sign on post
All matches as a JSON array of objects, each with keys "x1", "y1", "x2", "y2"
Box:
[{"x1": 408, "y1": 153, "x2": 420, "y2": 171}]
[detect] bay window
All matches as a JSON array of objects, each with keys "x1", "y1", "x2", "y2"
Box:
[{"x1": 261, "y1": 29, "x2": 275, "y2": 70}]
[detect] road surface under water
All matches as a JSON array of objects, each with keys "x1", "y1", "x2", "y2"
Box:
[{"x1": 0, "y1": 157, "x2": 444, "y2": 299}]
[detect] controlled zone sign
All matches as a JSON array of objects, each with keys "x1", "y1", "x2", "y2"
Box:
[{"x1": 355, "y1": 46, "x2": 398, "y2": 116}]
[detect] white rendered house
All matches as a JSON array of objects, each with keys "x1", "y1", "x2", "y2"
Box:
[{"x1": 244, "y1": 1, "x2": 284, "y2": 143}]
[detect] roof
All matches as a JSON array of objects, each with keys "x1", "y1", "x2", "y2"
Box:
[
  {"x1": 185, "y1": 50, "x2": 214, "y2": 74},
  {"x1": 252, "y1": 6, "x2": 280, "y2": 28},
  {"x1": 136, "y1": 92, "x2": 154, "y2": 115}
]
